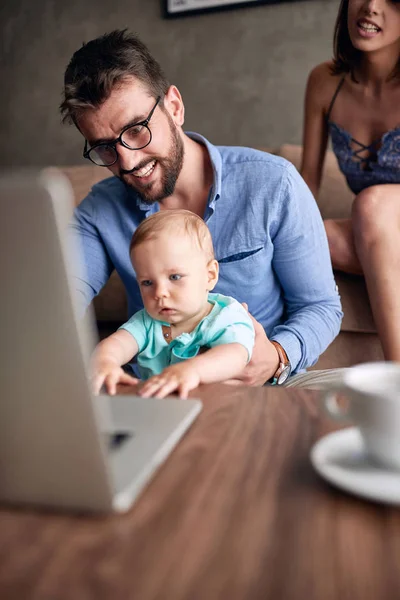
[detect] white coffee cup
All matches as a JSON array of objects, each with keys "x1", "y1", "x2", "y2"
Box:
[{"x1": 322, "y1": 362, "x2": 400, "y2": 470}]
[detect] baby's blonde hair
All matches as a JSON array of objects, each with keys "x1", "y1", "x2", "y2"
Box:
[{"x1": 130, "y1": 209, "x2": 215, "y2": 262}]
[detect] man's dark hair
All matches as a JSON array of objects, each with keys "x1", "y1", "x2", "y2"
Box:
[
  {"x1": 60, "y1": 29, "x2": 170, "y2": 124},
  {"x1": 331, "y1": 0, "x2": 400, "y2": 81}
]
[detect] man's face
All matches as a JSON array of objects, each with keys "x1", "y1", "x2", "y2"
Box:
[{"x1": 77, "y1": 80, "x2": 184, "y2": 204}]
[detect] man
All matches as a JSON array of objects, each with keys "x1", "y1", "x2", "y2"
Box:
[{"x1": 61, "y1": 29, "x2": 343, "y2": 388}]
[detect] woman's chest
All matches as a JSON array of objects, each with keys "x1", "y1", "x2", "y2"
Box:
[{"x1": 329, "y1": 86, "x2": 400, "y2": 148}]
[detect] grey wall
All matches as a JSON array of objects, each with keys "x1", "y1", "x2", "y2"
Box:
[{"x1": 0, "y1": 0, "x2": 338, "y2": 167}]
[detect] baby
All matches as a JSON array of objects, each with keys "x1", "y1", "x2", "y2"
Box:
[{"x1": 91, "y1": 209, "x2": 255, "y2": 398}]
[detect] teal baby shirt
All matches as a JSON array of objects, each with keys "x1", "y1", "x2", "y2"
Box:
[{"x1": 119, "y1": 293, "x2": 255, "y2": 380}]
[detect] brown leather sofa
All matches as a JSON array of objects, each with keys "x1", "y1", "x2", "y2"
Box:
[{"x1": 61, "y1": 144, "x2": 384, "y2": 370}]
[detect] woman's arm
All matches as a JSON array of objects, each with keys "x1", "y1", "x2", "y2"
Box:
[
  {"x1": 300, "y1": 62, "x2": 332, "y2": 199},
  {"x1": 91, "y1": 329, "x2": 139, "y2": 395}
]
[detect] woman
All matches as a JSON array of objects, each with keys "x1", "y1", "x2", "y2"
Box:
[{"x1": 301, "y1": 0, "x2": 400, "y2": 361}]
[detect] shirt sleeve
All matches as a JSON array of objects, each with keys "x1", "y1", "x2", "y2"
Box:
[
  {"x1": 206, "y1": 300, "x2": 255, "y2": 362},
  {"x1": 269, "y1": 164, "x2": 343, "y2": 371},
  {"x1": 68, "y1": 192, "x2": 114, "y2": 318},
  {"x1": 118, "y1": 310, "x2": 148, "y2": 351}
]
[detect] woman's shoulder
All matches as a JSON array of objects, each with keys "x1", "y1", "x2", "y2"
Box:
[
  {"x1": 307, "y1": 61, "x2": 342, "y2": 90},
  {"x1": 306, "y1": 61, "x2": 344, "y2": 110}
]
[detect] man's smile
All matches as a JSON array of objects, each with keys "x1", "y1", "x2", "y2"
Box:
[{"x1": 132, "y1": 159, "x2": 157, "y2": 179}]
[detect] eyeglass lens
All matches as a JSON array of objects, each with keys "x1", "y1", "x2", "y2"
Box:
[{"x1": 88, "y1": 124, "x2": 151, "y2": 166}]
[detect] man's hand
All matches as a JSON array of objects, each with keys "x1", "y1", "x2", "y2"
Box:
[
  {"x1": 91, "y1": 359, "x2": 139, "y2": 396},
  {"x1": 139, "y1": 363, "x2": 201, "y2": 399},
  {"x1": 225, "y1": 304, "x2": 280, "y2": 387}
]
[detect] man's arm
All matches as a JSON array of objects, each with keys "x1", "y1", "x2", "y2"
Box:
[
  {"x1": 231, "y1": 164, "x2": 343, "y2": 386},
  {"x1": 270, "y1": 164, "x2": 343, "y2": 371},
  {"x1": 69, "y1": 194, "x2": 114, "y2": 317}
]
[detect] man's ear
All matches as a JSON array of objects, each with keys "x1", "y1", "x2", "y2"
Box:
[
  {"x1": 207, "y1": 259, "x2": 219, "y2": 291},
  {"x1": 163, "y1": 85, "x2": 185, "y2": 126}
]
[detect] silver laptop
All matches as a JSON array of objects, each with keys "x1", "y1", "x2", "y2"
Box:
[{"x1": 0, "y1": 169, "x2": 202, "y2": 513}]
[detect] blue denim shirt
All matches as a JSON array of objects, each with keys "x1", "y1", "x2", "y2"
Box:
[{"x1": 71, "y1": 133, "x2": 342, "y2": 374}]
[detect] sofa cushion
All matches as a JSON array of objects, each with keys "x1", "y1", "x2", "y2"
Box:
[
  {"x1": 334, "y1": 272, "x2": 375, "y2": 334},
  {"x1": 311, "y1": 331, "x2": 383, "y2": 369},
  {"x1": 61, "y1": 165, "x2": 106, "y2": 207}
]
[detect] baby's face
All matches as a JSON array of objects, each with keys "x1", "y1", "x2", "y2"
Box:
[{"x1": 131, "y1": 232, "x2": 218, "y2": 327}]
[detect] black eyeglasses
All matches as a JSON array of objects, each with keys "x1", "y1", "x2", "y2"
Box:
[{"x1": 83, "y1": 96, "x2": 161, "y2": 167}]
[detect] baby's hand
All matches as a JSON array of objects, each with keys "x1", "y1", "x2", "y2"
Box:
[
  {"x1": 139, "y1": 363, "x2": 201, "y2": 399},
  {"x1": 91, "y1": 360, "x2": 139, "y2": 396}
]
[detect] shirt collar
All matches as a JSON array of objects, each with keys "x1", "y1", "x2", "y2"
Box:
[
  {"x1": 135, "y1": 131, "x2": 222, "y2": 213},
  {"x1": 186, "y1": 132, "x2": 222, "y2": 208}
]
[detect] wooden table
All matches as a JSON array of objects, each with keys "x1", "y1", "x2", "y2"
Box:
[{"x1": 1, "y1": 385, "x2": 399, "y2": 600}]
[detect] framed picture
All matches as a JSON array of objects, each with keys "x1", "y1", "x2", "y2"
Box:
[{"x1": 164, "y1": 0, "x2": 302, "y2": 18}]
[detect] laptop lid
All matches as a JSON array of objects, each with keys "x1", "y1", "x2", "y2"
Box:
[
  {"x1": 0, "y1": 169, "x2": 116, "y2": 512},
  {"x1": 0, "y1": 169, "x2": 202, "y2": 514}
]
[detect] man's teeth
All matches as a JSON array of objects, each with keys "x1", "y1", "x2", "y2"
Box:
[
  {"x1": 359, "y1": 22, "x2": 379, "y2": 33},
  {"x1": 134, "y1": 160, "x2": 156, "y2": 178}
]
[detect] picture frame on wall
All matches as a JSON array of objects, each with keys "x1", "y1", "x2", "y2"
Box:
[{"x1": 164, "y1": 0, "x2": 301, "y2": 18}]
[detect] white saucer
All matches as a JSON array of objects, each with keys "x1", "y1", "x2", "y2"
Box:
[{"x1": 310, "y1": 427, "x2": 400, "y2": 505}]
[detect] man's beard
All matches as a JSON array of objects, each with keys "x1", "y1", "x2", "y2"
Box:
[{"x1": 120, "y1": 117, "x2": 184, "y2": 205}]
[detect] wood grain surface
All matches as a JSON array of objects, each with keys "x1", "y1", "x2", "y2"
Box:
[{"x1": 0, "y1": 384, "x2": 399, "y2": 600}]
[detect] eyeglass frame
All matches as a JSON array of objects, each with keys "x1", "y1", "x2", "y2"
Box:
[{"x1": 83, "y1": 95, "x2": 161, "y2": 167}]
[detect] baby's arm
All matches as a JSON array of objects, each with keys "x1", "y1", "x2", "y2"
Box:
[
  {"x1": 91, "y1": 330, "x2": 139, "y2": 396},
  {"x1": 139, "y1": 343, "x2": 248, "y2": 399}
]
